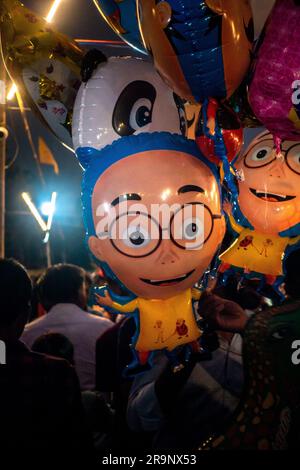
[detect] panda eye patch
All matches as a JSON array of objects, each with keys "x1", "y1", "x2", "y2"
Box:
[{"x1": 112, "y1": 81, "x2": 156, "y2": 136}]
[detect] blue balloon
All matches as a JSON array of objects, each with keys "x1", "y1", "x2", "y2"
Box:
[{"x1": 137, "y1": 0, "x2": 254, "y2": 103}]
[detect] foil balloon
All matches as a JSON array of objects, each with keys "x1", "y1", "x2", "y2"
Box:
[
  {"x1": 0, "y1": 0, "x2": 83, "y2": 149},
  {"x1": 219, "y1": 131, "x2": 300, "y2": 295},
  {"x1": 249, "y1": 0, "x2": 300, "y2": 141},
  {"x1": 195, "y1": 101, "x2": 243, "y2": 164},
  {"x1": 72, "y1": 128, "x2": 225, "y2": 372},
  {"x1": 92, "y1": 0, "x2": 147, "y2": 54},
  {"x1": 137, "y1": 0, "x2": 254, "y2": 104},
  {"x1": 72, "y1": 54, "x2": 185, "y2": 151},
  {"x1": 200, "y1": 300, "x2": 300, "y2": 450}
]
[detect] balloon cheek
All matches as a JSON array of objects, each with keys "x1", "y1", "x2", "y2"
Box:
[{"x1": 88, "y1": 236, "x2": 104, "y2": 262}]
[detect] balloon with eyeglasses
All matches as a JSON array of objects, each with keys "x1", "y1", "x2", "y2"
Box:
[{"x1": 219, "y1": 131, "x2": 300, "y2": 298}]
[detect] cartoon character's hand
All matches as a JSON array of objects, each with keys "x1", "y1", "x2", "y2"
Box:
[{"x1": 95, "y1": 290, "x2": 113, "y2": 308}]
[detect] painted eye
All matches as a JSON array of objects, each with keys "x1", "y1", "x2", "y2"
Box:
[
  {"x1": 129, "y1": 98, "x2": 152, "y2": 130},
  {"x1": 287, "y1": 144, "x2": 300, "y2": 175},
  {"x1": 171, "y1": 204, "x2": 208, "y2": 249},
  {"x1": 244, "y1": 141, "x2": 275, "y2": 168},
  {"x1": 112, "y1": 80, "x2": 156, "y2": 136},
  {"x1": 123, "y1": 225, "x2": 151, "y2": 249},
  {"x1": 252, "y1": 147, "x2": 273, "y2": 161},
  {"x1": 178, "y1": 107, "x2": 187, "y2": 136},
  {"x1": 182, "y1": 218, "x2": 204, "y2": 241}
]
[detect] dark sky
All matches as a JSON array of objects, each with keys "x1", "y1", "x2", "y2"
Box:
[
  {"x1": 6, "y1": 0, "x2": 136, "y2": 269},
  {"x1": 25, "y1": 0, "x2": 117, "y2": 40}
]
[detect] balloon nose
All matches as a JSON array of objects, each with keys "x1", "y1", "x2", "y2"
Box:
[
  {"x1": 158, "y1": 245, "x2": 180, "y2": 265},
  {"x1": 269, "y1": 157, "x2": 285, "y2": 178}
]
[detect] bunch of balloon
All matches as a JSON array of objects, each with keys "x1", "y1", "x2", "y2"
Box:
[
  {"x1": 0, "y1": 0, "x2": 84, "y2": 150},
  {"x1": 218, "y1": 131, "x2": 300, "y2": 299},
  {"x1": 71, "y1": 51, "x2": 226, "y2": 374}
]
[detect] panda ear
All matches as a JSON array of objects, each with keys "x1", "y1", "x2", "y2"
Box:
[{"x1": 81, "y1": 49, "x2": 107, "y2": 82}]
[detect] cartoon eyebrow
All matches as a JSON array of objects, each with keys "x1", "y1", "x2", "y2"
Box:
[
  {"x1": 177, "y1": 185, "x2": 205, "y2": 194},
  {"x1": 111, "y1": 193, "x2": 142, "y2": 206},
  {"x1": 255, "y1": 131, "x2": 273, "y2": 142}
]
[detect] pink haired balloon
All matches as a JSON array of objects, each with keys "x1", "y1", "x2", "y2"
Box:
[{"x1": 249, "y1": 0, "x2": 300, "y2": 142}]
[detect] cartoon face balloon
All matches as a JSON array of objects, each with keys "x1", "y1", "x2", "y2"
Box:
[
  {"x1": 137, "y1": 0, "x2": 254, "y2": 103},
  {"x1": 234, "y1": 131, "x2": 300, "y2": 235},
  {"x1": 78, "y1": 133, "x2": 225, "y2": 300},
  {"x1": 249, "y1": 0, "x2": 300, "y2": 141},
  {"x1": 72, "y1": 57, "x2": 184, "y2": 151}
]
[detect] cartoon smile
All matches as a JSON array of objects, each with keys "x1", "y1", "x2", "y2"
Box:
[
  {"x1": 140, "y1": 270, "x2": 195, "y2": 287},
  {"x1": 250, "y1": 188, "x2": 296, "y2": 202}
]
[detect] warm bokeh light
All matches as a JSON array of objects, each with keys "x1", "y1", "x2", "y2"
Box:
[
  {"x1": 46, "y1": 0, "x2": 63, "y2": 23},
  {"x1": 6, "y1": 83, "x2": 17, "y2": 101}
]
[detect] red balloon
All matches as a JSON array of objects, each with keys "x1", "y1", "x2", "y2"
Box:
[{"x1": 195, "y1": 101, "x2": 243, "y2": 164}]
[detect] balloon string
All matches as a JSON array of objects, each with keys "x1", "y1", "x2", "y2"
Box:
[{"x1": 202, "y1": 98, "x2": 238, "y2": 200}]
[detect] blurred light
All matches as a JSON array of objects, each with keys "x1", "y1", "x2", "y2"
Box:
[
  {"x1": 43, "y1": 231, "x2": 50, "y2": 244},
  {"x1": 41, "y1": 202, "x2": 52, "y2": 217},
  {"x1": 46, "y1": 0, "x2": 63, "y2": 22},
  {"x1": 46, "y1": 192, "x2": 57, "y2": 231},
  {"x1": 161, "y1": 189, "x2": 171, "y2": 201},
  {"x1": 7, "y1": 83, "x2": 17, "y2": 101},
  {"x1": 22, "y1": 192, "x2": 47, "y2": 232}
]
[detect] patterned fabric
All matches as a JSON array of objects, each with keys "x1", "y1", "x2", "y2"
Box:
[{"x1": 200, "y1": 300, "x2": 300, "y2": 450}]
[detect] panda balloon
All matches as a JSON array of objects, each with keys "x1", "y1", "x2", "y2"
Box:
[{"x1": 72, "y1": 51, "x2": 186, "y2": 152}]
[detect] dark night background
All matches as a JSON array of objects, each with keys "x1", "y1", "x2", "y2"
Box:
[{"x1": 5, "y1": 0, "x2": 137, "y2": 271}]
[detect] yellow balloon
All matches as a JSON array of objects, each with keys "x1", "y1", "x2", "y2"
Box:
[{"x1": 0, "y1": 0, "x2": 84, "y2": 148}]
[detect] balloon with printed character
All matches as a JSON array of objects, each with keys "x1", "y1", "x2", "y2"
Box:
[
  {"x1": 72, "y1": 53, "x2": 226, "y2": 372},
  {"x1": 219, "y1": 131, "x2": 300, "y2": 298},
  {"x1": 72, "y1": 51, "x2": 185, "y2": 151}
]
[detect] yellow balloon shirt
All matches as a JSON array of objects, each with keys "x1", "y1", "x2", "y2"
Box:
[
  {"x1": 111, "y1": 288, "x2": 202, "y2": 352},
  {"x1": 220, "y1": 215, "x2": 300, "y2": 276}
]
